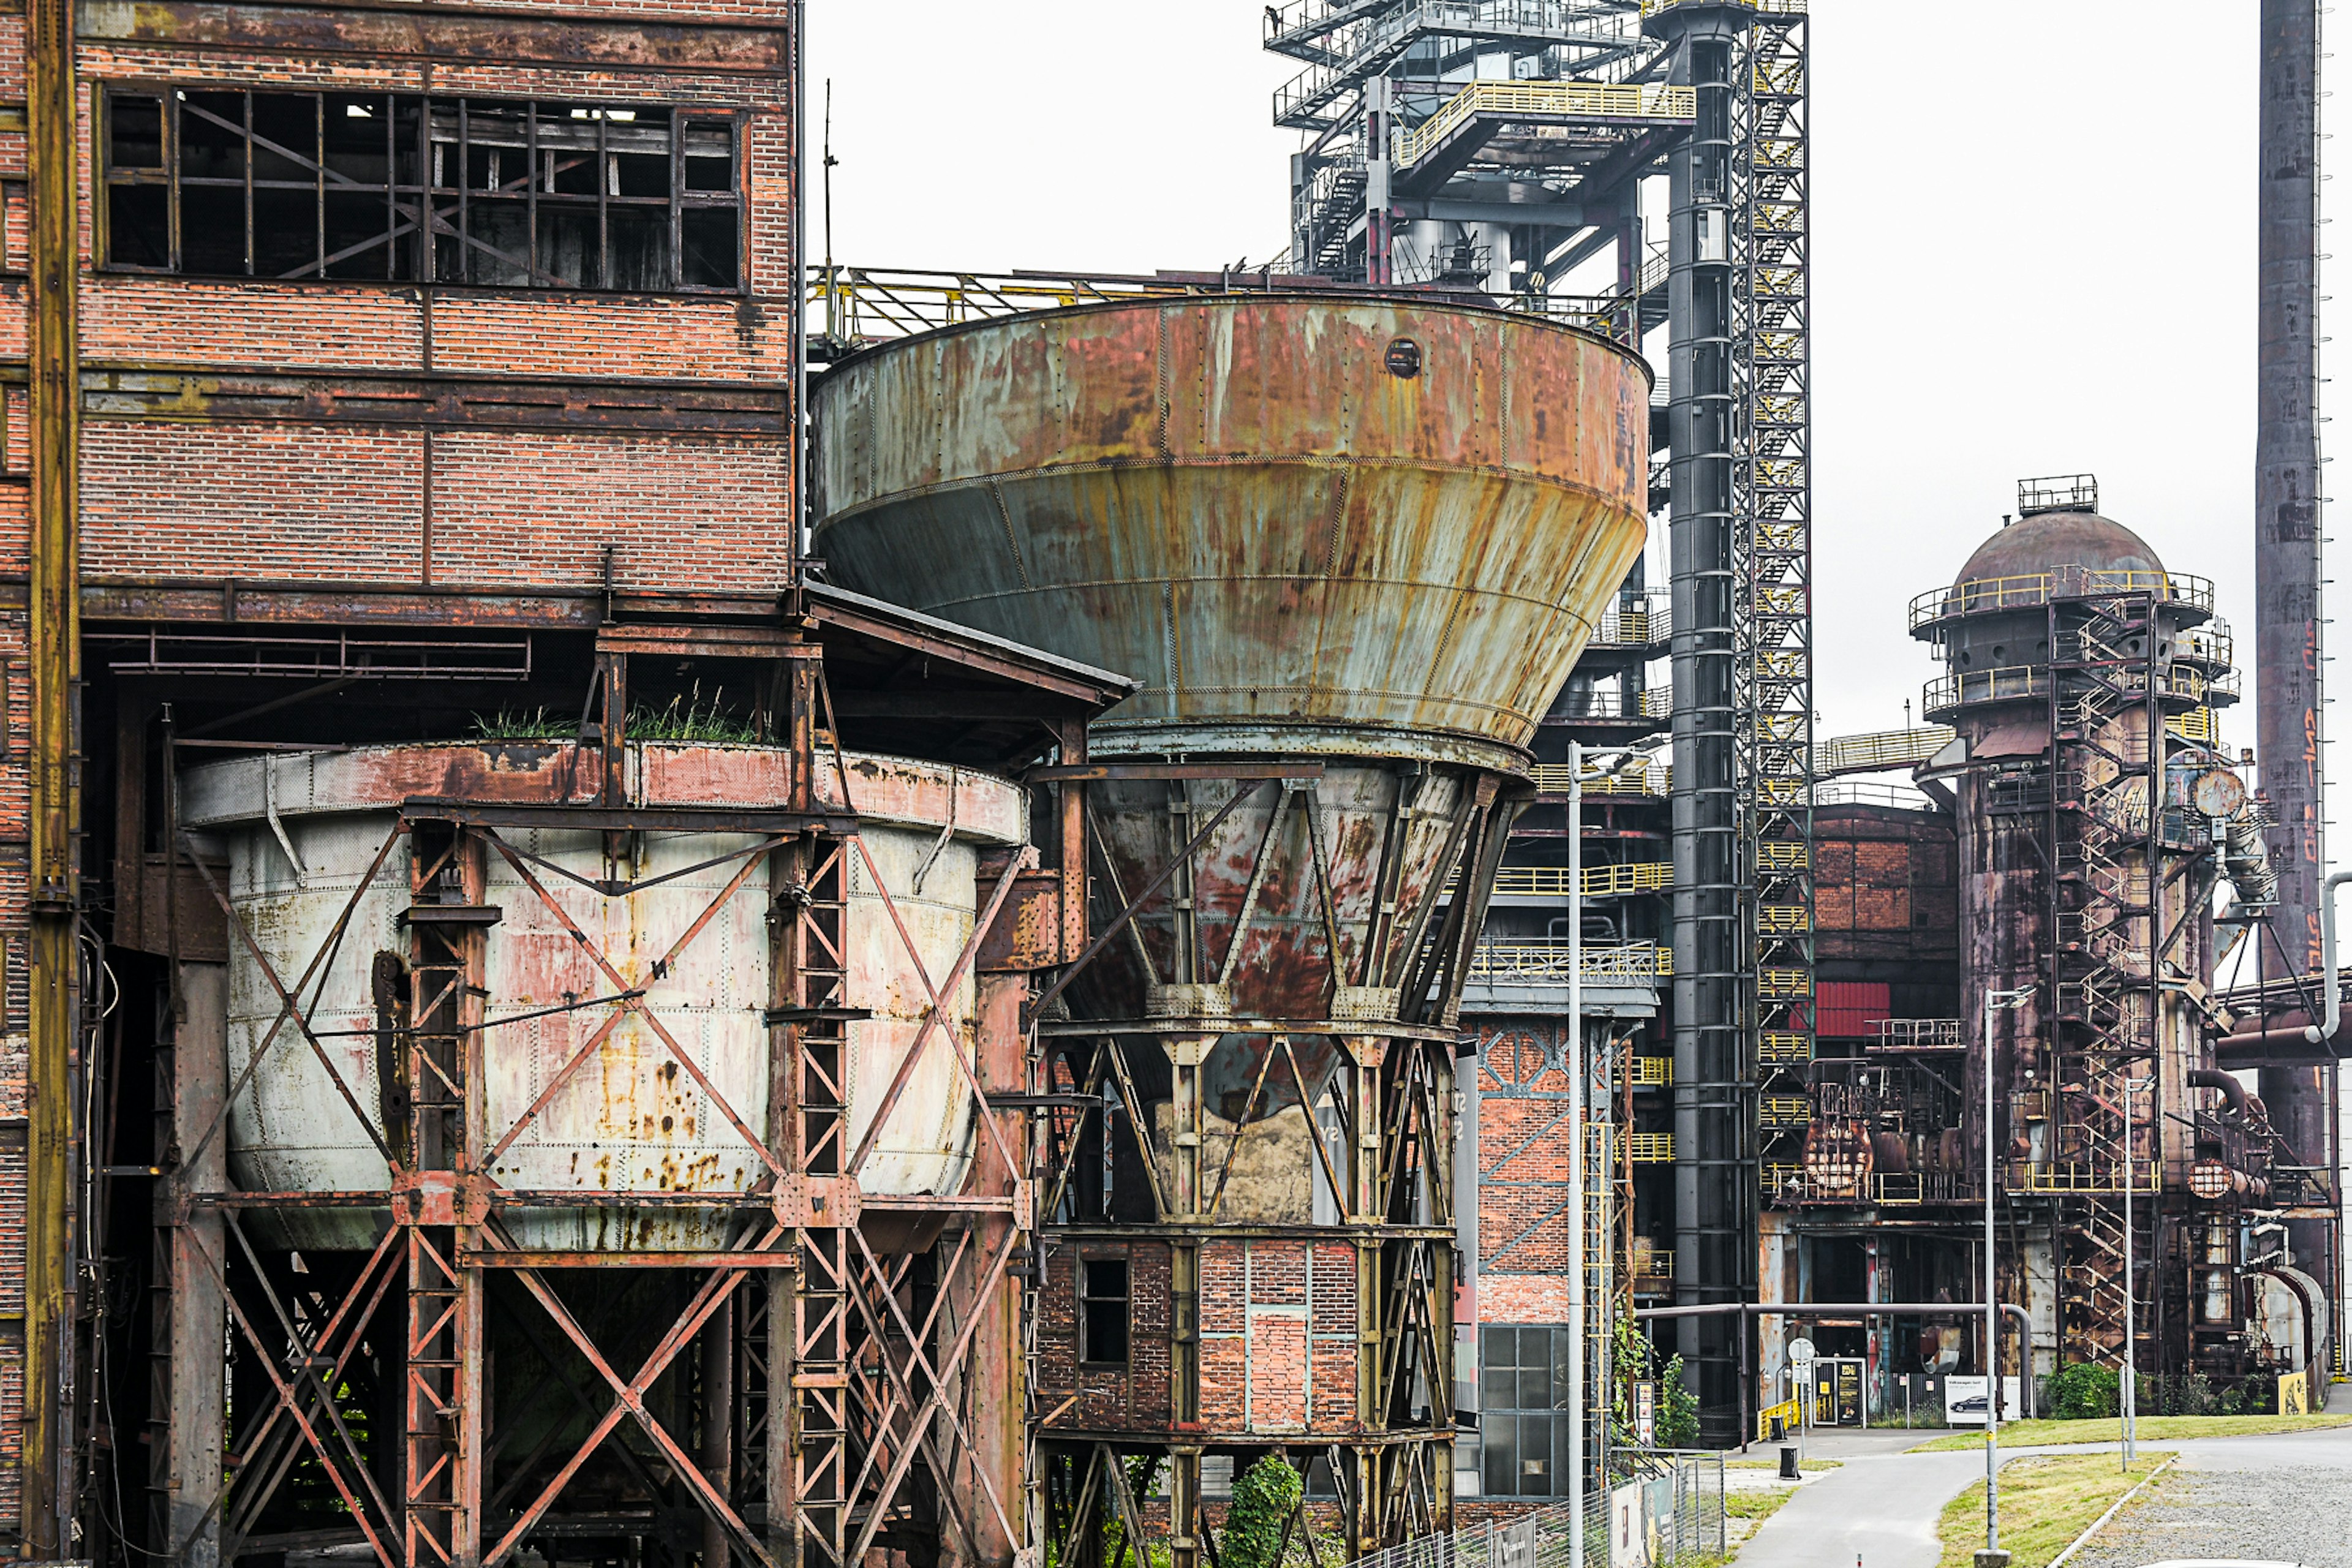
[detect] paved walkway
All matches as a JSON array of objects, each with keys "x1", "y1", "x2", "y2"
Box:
[
  {"x1": 1728, "y1": 1415, "x2": 2352, "y2": 1568},
  {"x1": 1729, "y1": 1446, "x2": 1988, "y2": 1568}
]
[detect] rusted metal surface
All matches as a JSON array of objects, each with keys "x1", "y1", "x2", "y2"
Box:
[
  {"x1": 78, "y1": 1, "x2": 792, "y2": 72},
  {"x1": 81, "y1": 366, "x2": 791, "y2": 436},
  {"x1": 811, "y1": 295, "x2": 1649, "y2": 772},
  {"x1": 181, "y1": 742, "x2": 1025, "y2": 1252},
  {"x1": 25, "y1": 0, "x2": 77, "y2": 1535}
]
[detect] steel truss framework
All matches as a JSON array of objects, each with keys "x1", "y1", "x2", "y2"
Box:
[
  {"x1": 1030, "y1": 764, "x2": 1511, "y2": 1568},
  {"x1": 143, "y1": 655, "x2": 1030, "y2": 1568},
  {"x1": 1730, "y1": 4, "x2": 1815, "y2": 1202}
]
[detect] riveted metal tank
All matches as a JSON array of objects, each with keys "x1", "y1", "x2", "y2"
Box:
[
  {"x1": 179, "y1": 741, "x2": 1023, "y2": 1250},
  {"x1": 810, "y1": 294, "x2": 1650, "y2": 773}
]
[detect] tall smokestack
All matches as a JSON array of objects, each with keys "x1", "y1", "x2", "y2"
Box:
[
  {"x1": 2258, "y1": 0, "x2": 2323, "y2": 970},
  {"x1": 2255, "y1": 0, "x2": 2335, "y2": 1341}
]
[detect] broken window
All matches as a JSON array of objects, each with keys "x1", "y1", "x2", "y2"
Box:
[
  {"x1": 100, "y1": 88, "x2": 745, "y2": 292},
  {"x1": 1079, "y1": 1256, "x2": 1130, "y2": 1367}
]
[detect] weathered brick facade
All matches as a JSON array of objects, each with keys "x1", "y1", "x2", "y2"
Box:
[{"x1": 0, "y1": 0, "x2": 800, "y2": 1546}]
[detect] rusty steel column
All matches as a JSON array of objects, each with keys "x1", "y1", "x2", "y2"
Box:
[
  {"x1": 2257, "y1": 0, "x2": 2337, "y2": 1330},
  {"x1": 167, "y1": 964, "x2": 228, "y2": 1568},
  {"x1": 26, "y1": 0, "x2": 80, "y2": 1537}
]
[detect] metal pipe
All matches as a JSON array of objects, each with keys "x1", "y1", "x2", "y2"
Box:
[{"x1": 2300, "y1": 869, "x2": 2352, "y2": 1042}]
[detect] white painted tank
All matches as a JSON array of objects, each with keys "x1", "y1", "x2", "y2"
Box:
[{"x1": 178, "y1": 741, "x2": 1023, "y2": 1250}]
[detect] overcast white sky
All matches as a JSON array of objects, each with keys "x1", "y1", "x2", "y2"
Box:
[{"x1": 807, "y1": 1, "x2": 2340, "y2": 821}]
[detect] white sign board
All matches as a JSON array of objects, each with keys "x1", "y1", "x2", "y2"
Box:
[
  {"x1": 1942, "y1": 1375, "x2": 2023, "y2": 1426},
  {"x1": 1788, "y1": 1336, "x2": 1816, "y2": 1366}
]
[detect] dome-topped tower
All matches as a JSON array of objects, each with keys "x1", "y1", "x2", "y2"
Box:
[{"x1": 1951, "y1": 505, "x2": 2166, "y2": 587}]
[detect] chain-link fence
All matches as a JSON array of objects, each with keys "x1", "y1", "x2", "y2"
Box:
[{"x1": 1341, "y1": 1452, "x2": 1724, "y2": 1568}]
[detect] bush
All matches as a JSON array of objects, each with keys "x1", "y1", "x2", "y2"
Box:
[
  {"x1": 1224, "y1": 1457, "x2": 1304, "y2": 1568},
  {"x1": 1607, "y1": 1318, "x2": 1700, "y2": 1452},
  {"x1": 2048, "y1": 1362, "x2": 2120, "y2": 1420}
]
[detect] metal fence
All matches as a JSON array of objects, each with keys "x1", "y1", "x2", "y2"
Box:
[{"x1": 1344, "y1": 1453, "x2": 1723, "y2": 1568}]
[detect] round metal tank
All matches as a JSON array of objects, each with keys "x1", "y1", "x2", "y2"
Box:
[
  {"x1": 178, "y1": 742, "x2": 1023, "y2": 1250},
  {"x1": 809, "y1": 293, "x2": 1651, "y2": 772}
]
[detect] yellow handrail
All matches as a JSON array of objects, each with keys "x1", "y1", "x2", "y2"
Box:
[
  {"x1": 1396, "y1": 80, "x2": 1696, "y2": 168},
  {"x1": 1910, "y1": 570, "x2": 2217, "y2": 629}
]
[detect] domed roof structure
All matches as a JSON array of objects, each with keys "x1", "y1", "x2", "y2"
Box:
[{"x1": 1954, "y1": 508, "x2": 2166, "y2": 586}]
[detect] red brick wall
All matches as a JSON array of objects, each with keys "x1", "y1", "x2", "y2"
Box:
[
  {"x1": 1197, "y1": 1237, "x2": 1359, "y2": 1437},
  {"x1": 1034, "y1": 1240, "x2": 1174, "y2": 1433},
  {"x1": 1474, "y1": 1023, "x2": 1585, "y2": 1304}
]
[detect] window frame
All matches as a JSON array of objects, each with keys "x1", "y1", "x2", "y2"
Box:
[
  {"x1": 1077, "y1": 1254, "x2": 1132, "y2": 1370},
  {"x1": 97, "y1": 83, "x2": 748, "y2": 296}
]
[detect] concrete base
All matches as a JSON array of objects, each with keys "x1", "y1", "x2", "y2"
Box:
[{"x1": 1973, "y1": 1551, "x2": 2012, "y2": 1568}]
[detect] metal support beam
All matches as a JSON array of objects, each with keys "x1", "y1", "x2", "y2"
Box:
[{"x1": 26, "y1": 0, "x2": 81, "y2": 1535}]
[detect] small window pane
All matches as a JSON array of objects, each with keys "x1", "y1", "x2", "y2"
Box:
[
  {"x1": 1517, "y1": 1414, "x2": 1553, "y2": 1496},
  {"x1": 681, "y1": 206, "x2": 736, "y2": 289},
  {"x1": 180, "y1": 185, "x2": 243, "y2": 274},
  {"x1": 180, "y1": 92, "x2": 247, "y2": 181},
  {"x1": 110, "y1": 96, "x2": 164, "y2": 170},
  {"x1": 1080, "y1": 1256, "x2": 1129, "y2": 1366},
  {"x1": 252, "y1": 186, "x2": 314, "y2": 277},
  {"x1": 250, "y1": 94, "x2": 317, "y2": 183},
  {"x1": 1480, "y1": 1411, "x2": 1515, "y2": 1498},
  {"x1": 107, "y1": 185, "x2": 170, "y2": 268}
]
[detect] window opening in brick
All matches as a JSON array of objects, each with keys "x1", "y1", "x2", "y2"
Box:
[
  {"x1": 1475, "y1": 1324, "x2": 1580, "y2": 1498},
  {"x1": 1080, "y1": 1256, "x2": 1131, "y2": 1367},
  {"x1": 100, "y1": 88, "x2": 745, "y2": 293}
]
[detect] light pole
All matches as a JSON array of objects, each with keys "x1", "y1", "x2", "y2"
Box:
[
  {"x1": 1981, "y1": 985, "x2": 2033, "y2": 1567},
  {"x1": 2120, "y1": 1074, "x2": 2154, "y2": 1470},
  {"x1": 1568, "y1": 739, "x2": 1584, "y2": 1568}
]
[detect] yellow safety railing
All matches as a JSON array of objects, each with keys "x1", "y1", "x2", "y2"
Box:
[
  {"x1": 1758, "y1": 1033, "x2": 1812, "y2": 1065},
  {"x1": 1759, "y1": 968, "x2": 1812, "y2": 999},
  {"x1": 1760, "y1": 1096, "x2": 1810, "y2": 1128},
  {"x1": 1758, "y1": 905, "x2": 1811, "y2": 935},
  {"x1": 1815, "y1": 726, "x2": 1956, "y2": 778},
  {"x1": 1529, "y1": 763, "x2": 1672, "y2": 797},
  {"x1": 1756, "y1": 1396, "x2": 1803, "y2": 1442},
  {"x1": 1632, "y1": 1249, "x2": 1675, "y2": 1281},
  {"x1": 2011, "y1": 1160, "x2": 2162, "y2": 1196},
  {"x1": 1395, "y1": 80, "x2": 1695, "y2": 168},
  {"x1": 1757, "y1": 842, "x2": 1809, "y2": 872},
  {"x1": 2169, "y1": 708, "x2": 2220, "y2": 744},
  {"x1": 1475, "y1": 862, "x2": 1671, "y2": 899},
  {"x1": 1469, "y1": 940, "x2": 1673, "y2": 981},
  {"x1": 1627, "y1": 1133, "x2": 1675, "y2": 1164},
  {"x1": 1621, "y1": 1055, "x2": 1673, "y2": 1087},
  {"x1": 1910, "y1": 570, "x2": 2216, "y2": 630}
]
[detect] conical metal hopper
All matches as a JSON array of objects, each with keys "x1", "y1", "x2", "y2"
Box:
[{"x1": 808, "y1": 294, "x2": 1650, "y2": 1502}]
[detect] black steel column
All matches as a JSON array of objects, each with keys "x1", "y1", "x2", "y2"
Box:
[{"x1": 1649, "y1": 0, "x2": 1754, "y2": 1440}]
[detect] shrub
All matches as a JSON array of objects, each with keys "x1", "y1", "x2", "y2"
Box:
[
  {"x1": 2048, "y1": 1362, "x2": 2119, "y2": 1420},
  {"x1": 1224, "y1": 1457, "x2": 1304, "y2": 1568}
]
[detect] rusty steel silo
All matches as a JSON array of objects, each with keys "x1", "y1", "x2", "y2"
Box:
[{"x1": 811, "y1": 295, "x2": 1649, "y2": 1560}]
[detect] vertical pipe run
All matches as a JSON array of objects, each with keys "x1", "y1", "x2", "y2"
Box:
[{"x1": 1649, "y1": 0, "x2": 1751, "y2": 1436}]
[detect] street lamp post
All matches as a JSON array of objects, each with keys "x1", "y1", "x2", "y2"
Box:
[
  {"x1": 1981, "y1": 986, "x2": 2033, "y2": 1567},
  {"x1": 1568, "y1": 739, "x2": 1584, "y2": 1568}
]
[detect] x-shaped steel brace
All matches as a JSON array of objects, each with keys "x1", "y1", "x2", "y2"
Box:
[
  {"x1": 479, "y1": 829, "x2": 785, "y2": 1180},
  {"x1": 488, "y1": 1242, "x2": 785, "y2": 1568},
  {"x1": 189, "y1": 1218, "x2": 401, "y2": 1568},
  {"x1": 836, "y1": 1222, "x2": 1018, "y2": 1555}
]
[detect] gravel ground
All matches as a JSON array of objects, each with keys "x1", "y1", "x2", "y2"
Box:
[{"x1": 2065, "y1": 1457, "x2": 2352, "y2": 1567}]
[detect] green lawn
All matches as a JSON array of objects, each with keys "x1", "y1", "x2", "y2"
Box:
[
  {"x1": 1932, "y1": 1453, "x2": 2163, "y2": 1568},
  {"x1": 1909, "y1": 1412, "x2": 2352, "y2": 1452}
]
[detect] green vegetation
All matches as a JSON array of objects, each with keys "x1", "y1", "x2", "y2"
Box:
[
  {"x1": 469, "y1": 683, "x2": 761, "y2": 744},
  {"x1": 1931, "y1": 1453, "x2": 2158, "y2": 1568},
  {"x1": 1223, "y1": 1458, "x2": 1305, "y2": 1568},
  {"x1": 2045, "y1": 1362, "x2": 2287, "y2": 1420},
  {"x1": 1609, "y1": 1317, "x2": 1701, "y2": 1453},
  {"x1": 1722, "y1": 1489, "x2": 1796, "y2": 1523},
  {"x1": 1724, "y1": 1458, "x2": 1841, "y2": 1472},
  {"x1": 1908, "y1": 1411, "x2": 2352, "y2": 1452}
]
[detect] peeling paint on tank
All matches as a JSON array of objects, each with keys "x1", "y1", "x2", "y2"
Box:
[{"x1": 195, "y1": 740, "x2": 1028, "y2": 1252}]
